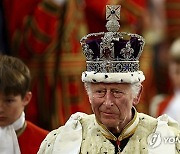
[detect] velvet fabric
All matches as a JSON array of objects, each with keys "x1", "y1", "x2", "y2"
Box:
[{"x1": 86, "y1": 35, "x2": 144, "y2": 61}]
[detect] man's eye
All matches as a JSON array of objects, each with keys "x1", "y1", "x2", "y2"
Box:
[
  {"x1": 96, "y1": 90, "x2": 104, "y2": 93},
  {"x1": 114, "y1": 90, "x2": 123, "y2": 94},
  {"x1": 93, "y1": 90, "x2": 106, "y2": 98},
  {"x1": 112, "y1": 90, "x2": 125, "y2": 98}
]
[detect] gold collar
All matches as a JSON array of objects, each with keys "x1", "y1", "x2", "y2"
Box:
[{"x1": 96, "y1": 107, "x2": 139, "y2": 141}]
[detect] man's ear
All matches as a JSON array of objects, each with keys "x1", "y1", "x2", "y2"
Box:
[
  {"x1": 133, "y1": 85, "x2": 143, "y2": 106},
  {"x1": 22, "y1": 91, "x2": 32, "y2": 106}
]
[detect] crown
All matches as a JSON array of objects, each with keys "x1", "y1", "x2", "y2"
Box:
[{"x1": 80, "y1": 5, "x2": 145, "y2": 83}]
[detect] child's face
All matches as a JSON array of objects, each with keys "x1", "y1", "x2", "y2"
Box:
[{"x1": 0, "y1": 92, "x2": 31, "y2": 127}]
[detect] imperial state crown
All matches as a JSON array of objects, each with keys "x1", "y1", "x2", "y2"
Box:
[{"x1": 81, "y1": 5, "x2": 145, "y2": 83}]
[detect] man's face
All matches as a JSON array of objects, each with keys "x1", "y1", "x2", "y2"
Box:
[
  {"x1": 88, "y1": 83, "x2": 137, "y2": 131},
  {"x1": 0, "y1": 93, "x2": 30, "y2": 126}
]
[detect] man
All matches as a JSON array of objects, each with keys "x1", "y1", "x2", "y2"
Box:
[
  {"x1": 0, "y1": 55, "x2": 49, "y2": 154},
  {"x1": 38, "y1": 5, "x2": 180, "y2": 154}
]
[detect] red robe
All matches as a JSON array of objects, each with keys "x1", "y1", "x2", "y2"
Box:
[
  {"x1": 157, "y1": 95, "x2": 174, "y2": 116},
  {"x1": 18, "y1": 121, "x2": 49, "y2": 154}
]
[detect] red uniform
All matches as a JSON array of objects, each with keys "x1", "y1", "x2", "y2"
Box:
[
  {"x1": 156, "y1": 93, "x2": 180, "y2": 124},
  {"x1": 157, "y1": 95, "x2": 173, "y2": 116},
  {"x1": 18, "y1": 121, "x2": 49, "y2": 154}
]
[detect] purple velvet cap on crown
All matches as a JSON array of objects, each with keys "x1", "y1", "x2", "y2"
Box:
[{"x1": 86, "y1": 36, "x2": 143, "y2": 62}]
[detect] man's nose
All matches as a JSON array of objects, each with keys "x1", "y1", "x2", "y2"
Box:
[{"x1": 104, "y1": 91, "x2": 114, "y2": 107}]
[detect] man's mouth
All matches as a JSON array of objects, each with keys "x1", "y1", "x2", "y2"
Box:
[{"x1": 101, "y1": 112, "x2": 116, "y2": 117}]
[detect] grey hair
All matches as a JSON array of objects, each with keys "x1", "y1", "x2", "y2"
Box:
[
  {"x1": 84, "y1": 82, "x2": 92, "y2": 96},
  {"x1": 131, "y1": 82, "x2": 142, "y2": 98}
]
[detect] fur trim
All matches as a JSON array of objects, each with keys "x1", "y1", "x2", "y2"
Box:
[{"x1": 81, "y1": 71, "x2": 145, "y2": 83}]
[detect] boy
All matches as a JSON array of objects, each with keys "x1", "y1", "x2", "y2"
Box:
[{"x1": 0, "y1": 55, "x2": 49, "y2": 154}]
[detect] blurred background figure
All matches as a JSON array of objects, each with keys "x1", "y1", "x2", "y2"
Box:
[
  {"x1": 140, "y1": 0, "x2": 180, "y2": 115},
  {"x1": 150, "y1": 38, "x2": 180, "y2": 123}
]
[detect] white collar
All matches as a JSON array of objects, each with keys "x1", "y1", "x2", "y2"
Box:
[{"x1": 0, "y1": 112, "x2": 25, "y2": 154}]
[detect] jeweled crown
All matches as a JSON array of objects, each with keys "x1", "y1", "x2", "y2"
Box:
[{"x1": 80, "y1": 5, "x2": 145, "y2": 83}]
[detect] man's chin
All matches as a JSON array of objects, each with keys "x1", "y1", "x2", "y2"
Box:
[{"x1": 101, "y1": 119, "x2": 116, "y2": 127}]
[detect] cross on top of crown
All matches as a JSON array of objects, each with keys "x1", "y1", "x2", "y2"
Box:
[
  {"x1": 106, "y1": 5, "x2": 121, "y2": 21},
  {"x1": 105, "y1": 5, "x2": 121, "y2": 32}
]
